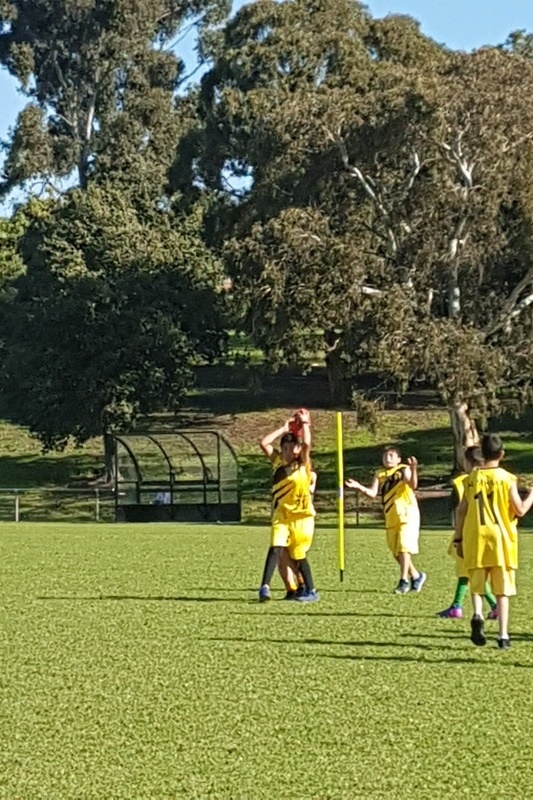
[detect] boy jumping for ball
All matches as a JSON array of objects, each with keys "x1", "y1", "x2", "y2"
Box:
[
  {"x1": 345, "y1": 445, "x2": 426, "y2": 594},
  {"x1": 258, "y1": 410, "x2": 319, "y2": 603},
  {"x1": 455, "y1": 433, "x2": 533, "y2": 649}
]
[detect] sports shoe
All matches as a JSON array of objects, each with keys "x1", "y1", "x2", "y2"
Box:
[
  {"x1": 394, "y1": 579, "x2": 410, "y2": 595},
  {"x1": 497, "y1": 637, "x2": 511, "y2": 650},
  {"x1": 436, "y1": 605, "x2": 463, "y2": 619},
  {"x1": 283, "y1": 590, "x2": 298, "y2": 601},
  {"x1": 470, "y1": 615, "x2": 486, "y2": 646},
  {"x1": 411, "y1": 572, "x2": 427, "y2": 593},
  {"x1": 487, "y1": 607, "x2": 499, "y2": 620},
  {"x1": 296, "y1": 589, "x2": 320, "y2": 603},
  {"x1": 258, "y1": 585, "x2": 271, "y2": 603},
  {"x1": 295, "y1": 585, "x2": 306, "y2": 598}
]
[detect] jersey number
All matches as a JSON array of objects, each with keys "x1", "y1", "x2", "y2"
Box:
[{"x1": 474, "y1": 491, "x2": 496, "y2": 527}]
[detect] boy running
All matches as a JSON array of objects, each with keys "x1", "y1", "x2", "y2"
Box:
[
  {"x1": 455, "y1": 433, "x2": 533, "y2": 649},
  {"x1": 346, "y1": 446, "x2": 426, "y2": 594}
]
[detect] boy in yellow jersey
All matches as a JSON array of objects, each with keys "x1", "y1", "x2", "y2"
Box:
[
  {"x1": 455, "y1": 433, "x2": 533, "y2": 649},
  {"x1": 436, "y1": 446, "x2": 498, "y2": 619},
  {"x1": 346, "y1": 446, "x2": 426, "y2": 594},
  {"x1": 258, "y1": 410, "x2": 318, "y2": 603}
]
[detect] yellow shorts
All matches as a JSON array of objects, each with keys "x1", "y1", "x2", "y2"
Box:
[
  {"x1": 271, "y1": 516, "x2": 315, "y2": 561},
  {"x1": 469, "y1": 567, "x2": 516, "y2": 597},
  {"x1": 447, "y1": 537, "x2": 469, "y2": 578},
  {"x1": 386, "y1": 523, "x2": 419, "y2": 557}
]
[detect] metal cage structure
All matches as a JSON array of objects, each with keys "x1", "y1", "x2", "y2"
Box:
[{"x1": 112, "y1": 430, "x2": 241, "y2": 522}]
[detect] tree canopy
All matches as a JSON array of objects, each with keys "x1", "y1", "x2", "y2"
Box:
[
  {"x1": 0, "y1": 186, "x2": 227, "y2": 449},
  {"x1": 2, "y1": 0, "x2": 533, "y2": 466},
  {"x1": 0, "y1": 0, "x2": 230, "y2": 195},
  {"x1": 193, "y1": 0, "x2": 533, "y2": 458}
]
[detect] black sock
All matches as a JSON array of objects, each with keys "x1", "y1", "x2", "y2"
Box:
[
  {"x1": 297, "y1": 559, "x2": 315, "y2": 592},
  {"x1": 261, "y1": 547, "x2": 283, "y2": 586}
]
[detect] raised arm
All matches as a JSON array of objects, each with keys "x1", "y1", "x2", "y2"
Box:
[
  {"x1": 404, "y1": 456, "x2": 418, "y2": 490},
  {"x1": 299, "y1": 408, "x2": 312, "y2": 465},
  {"x1": 259, "y1": 421, "x2": 289, "y2": 458},
  {"x1": 510, "y1": 483, "x2": 533, "y2": 518},
  {"x1": 345, "y1": 475, "x2": 380, "y2": 499}
]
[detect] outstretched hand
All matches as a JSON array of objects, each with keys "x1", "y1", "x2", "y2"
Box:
[
  {"x1": 345, "y1": 478, "x2": 362, "y2": 491},
  {"x1": 298, "y1": 408, "x2": 311, "y2": 425}
]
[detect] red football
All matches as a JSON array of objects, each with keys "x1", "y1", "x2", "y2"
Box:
[
  {"x1": 288, "y1": 408, "x2": 311, "y2": 438},
  {"x1": 288, "y1": 418, "x2": 304, "y2": 438}
]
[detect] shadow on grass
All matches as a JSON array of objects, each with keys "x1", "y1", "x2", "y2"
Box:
[
  {"x1": 0, "y1": 453, "x2": 102, "y2": 488},
  {"x1": 37, "y1": 594, "x2": 251, "y2": 603},
  {"x1": 232, "y1": 610, "x2": 427, "y2": 619},
  {"x1": 204, "y1": 635, "x2": 533, "y2": 668},
  {"x1": 317, "y1": 652, "x2": 531, "y2": 667}
]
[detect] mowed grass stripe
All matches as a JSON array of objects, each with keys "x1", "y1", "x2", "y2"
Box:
[{"x1": 2, "y1": 523, "x2": 533, "y2": 799}]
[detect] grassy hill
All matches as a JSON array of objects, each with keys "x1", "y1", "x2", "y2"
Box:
[{"x1": 1, "y1": 397, "x2": 532, "y2": 523}]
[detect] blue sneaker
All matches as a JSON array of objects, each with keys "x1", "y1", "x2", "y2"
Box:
[
  {"x1": 411, "y1": 572, "x2": 427, "y2": 593},
  {"x1": 394, "y1": 579, "x2": 410, "y2": 595},
  {"x1": 259, "y1": 585, "x2": 271, "y2": 603},
  {"x1": 296, "y1": 589, "x2": 320, "y2": 603}
]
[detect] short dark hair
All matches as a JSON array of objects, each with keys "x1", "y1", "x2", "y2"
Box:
[
  {"x1": 281, "y1": 432, "x2": 302, "y2": 445},
  {"x1": 481, "y1": 433, "x2": 504, "y2": 461},
  {"x1": 383, "y1": 445, "x2": 401, "y2": 458},
  {"x1": 464, "y1": 446, "x2": 483, "y2": 466}
]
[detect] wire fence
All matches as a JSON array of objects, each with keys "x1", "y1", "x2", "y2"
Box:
[
  {"x1": 0, "y1": 487, "x2": 115, "y2": 523},
  {"x1": 0, "y1": 486, "x2": 456, "y2": 525}
]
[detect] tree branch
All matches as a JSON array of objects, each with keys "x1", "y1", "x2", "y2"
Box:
[{"x1": 484, "y1": 265, "x2": 533, "y2": 337}]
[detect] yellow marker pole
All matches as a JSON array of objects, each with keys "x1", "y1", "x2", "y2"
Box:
[{"x1": 336, "y1": 411, "x2": 345, "y2": 582}]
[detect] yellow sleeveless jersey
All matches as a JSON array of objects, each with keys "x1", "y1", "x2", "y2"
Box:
[
  {"x1": 377, "y1": 464, "x2": 419, "y2": 528},
  {"x1": 462, "y1": 467, "x2": 518, "y2": 570},
  {"x1": 451, "y1": 473, "x2": 467, "y2": 508},
  {"x1": 271, "y1": 453, "x2": 315, "y2": 520}
]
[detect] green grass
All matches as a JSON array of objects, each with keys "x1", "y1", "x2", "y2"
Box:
[{"x1": 3, "y1": 522, "x2": 533, "y2": 798}]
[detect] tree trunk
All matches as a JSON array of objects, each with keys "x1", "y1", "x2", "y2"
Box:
[
  {"x1": 103, "y1": 431, "x2": 116, "y2": 484},
  {"x1": 448, "y1": 400, "x2": 479, "y2": 472},
  {"x1": 325, "y1": 346, "x2": 348, "y2": 406}
]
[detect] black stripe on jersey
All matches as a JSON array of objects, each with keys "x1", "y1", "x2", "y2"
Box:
[
  {"x1": 384, "y1": 501, "x2": 394, "y2": 515},
  {"x1": 272, "y1": 487, "x2": 292, "y2": 505},
  {"x1": 273, "y1": 491, "x2": 294, "y2": 510},
  {"x1": 381, "y1": 469, "x2": 404, "y2": 506},
  {"x1": 272, "y1": 463, "x2": 297, "y2": 486}
]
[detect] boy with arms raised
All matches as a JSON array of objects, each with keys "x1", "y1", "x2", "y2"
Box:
[
  {"x1": 346, "y1": 446, "x2": 426, "y2": 594},
  {"x1": 258, "y1": 410, "x2": 319, "y2": 603},
  {"x1": 455, "y1": 433, "x2": 533, "y2": 649}
]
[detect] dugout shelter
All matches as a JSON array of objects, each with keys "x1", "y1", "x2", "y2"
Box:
[{"x1": 111, "y1": 430, "x2": 241, "y2": 522}]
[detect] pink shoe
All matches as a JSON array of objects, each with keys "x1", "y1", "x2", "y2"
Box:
[
  {"x1": 487, "y1": 607, "x2": 499, "y2": 620},
  {"x1": 436, "y1": 606, "x2": 463, "y2": 619}
]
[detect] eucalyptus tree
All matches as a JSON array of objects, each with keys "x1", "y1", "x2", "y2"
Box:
[
  {"x1": 0, "y1": 0, "x2": 230, "y2": 197},
  {"x1": 195, "y1": 0, "x2": 533, "y2": 464}
]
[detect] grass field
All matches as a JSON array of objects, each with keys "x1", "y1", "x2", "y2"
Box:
[{"x1": 3, "y1": 522, "x2": 533, "y2": 799}]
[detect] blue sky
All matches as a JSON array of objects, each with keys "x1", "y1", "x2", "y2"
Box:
[{"x1": 1, "y1": 0, "x2": 533, "y2": 209}]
